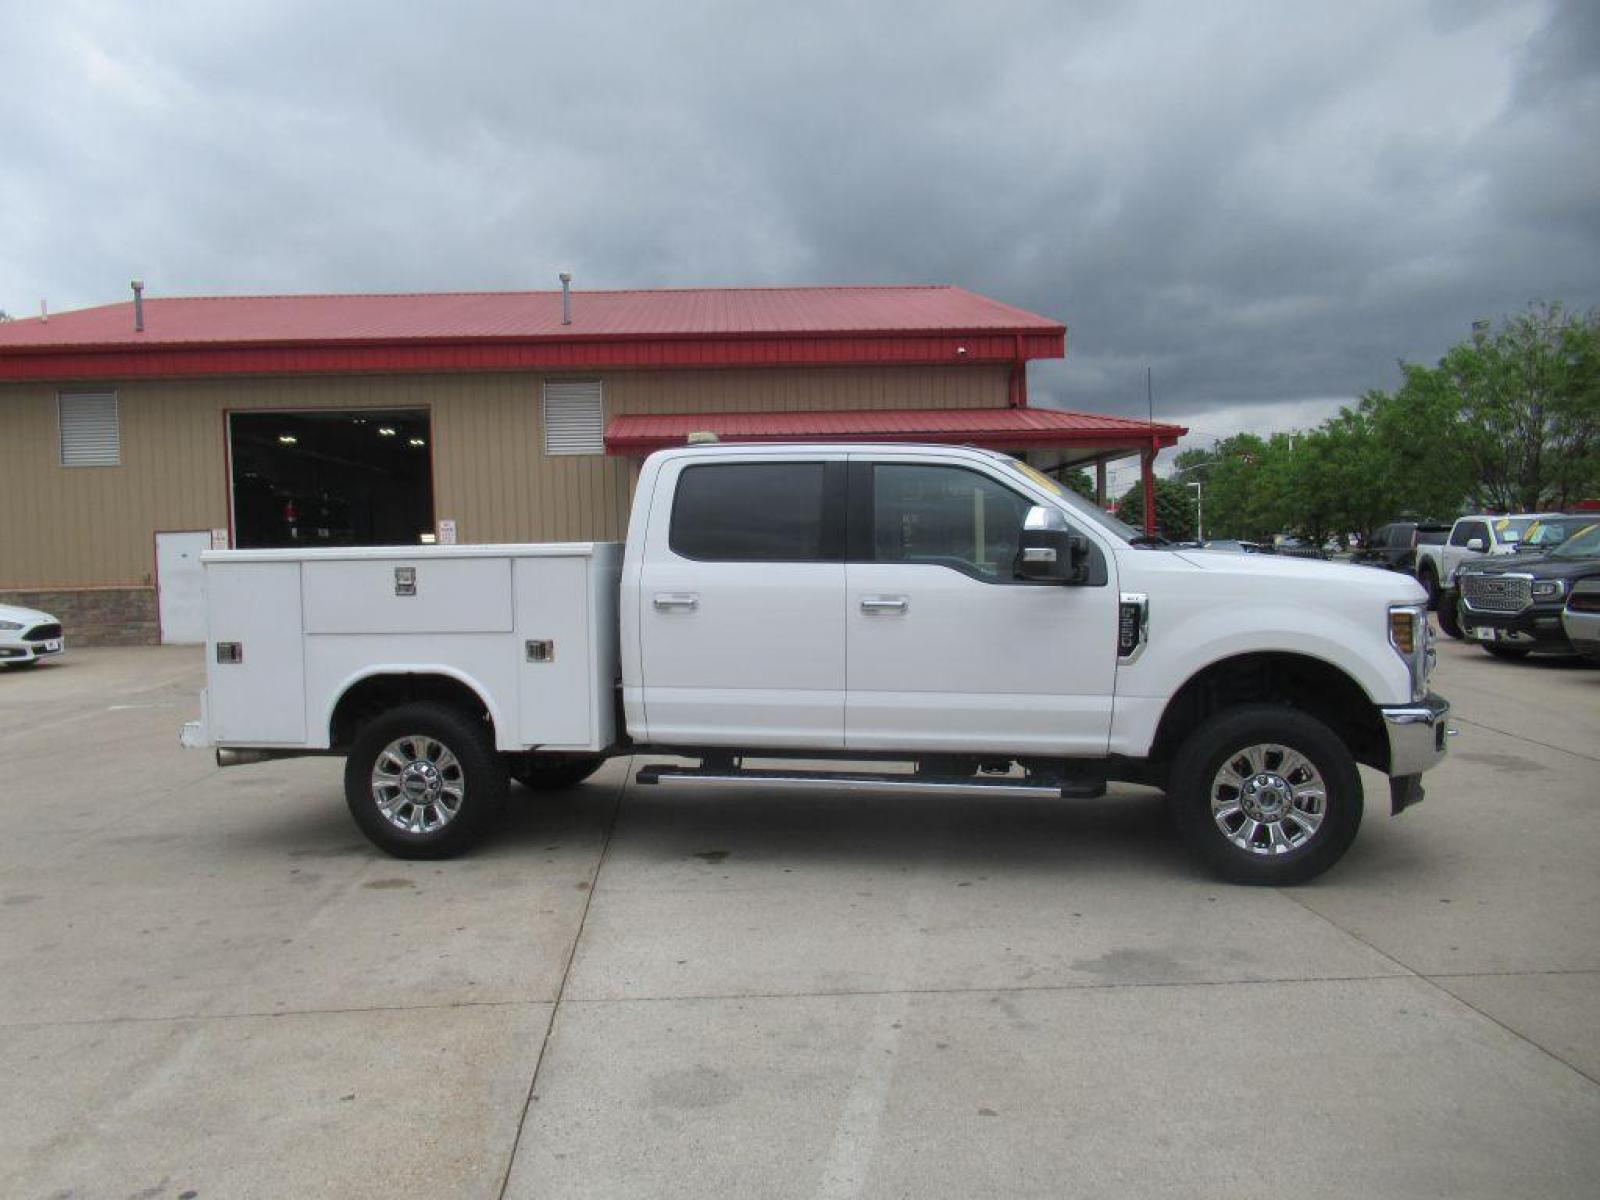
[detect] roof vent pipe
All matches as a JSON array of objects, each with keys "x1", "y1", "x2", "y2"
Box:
[
  {"x1": 131, "y1": 279, "x2": 145, "y2": 333},
  {"x1": 40, "y1": 299, "x2": 48, "y2": 324},
  {"x1": 559, "y1": 272, "x2": 572, "y2": 325}
]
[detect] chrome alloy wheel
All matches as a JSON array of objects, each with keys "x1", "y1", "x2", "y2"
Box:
[
  {"x1": 1209, "y1": 743, "x2": 1326, "y2": 856},
  {"x1": 371, "y1": 735, "x2": 466, "y2": 834}
]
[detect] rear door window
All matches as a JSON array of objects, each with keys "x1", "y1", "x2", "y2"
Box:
[{"x1": 669, "y1": 462, "x2": 837, "y2": 562}]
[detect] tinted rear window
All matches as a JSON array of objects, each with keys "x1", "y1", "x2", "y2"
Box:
[{"x1": 669, "y1": 462, "x2": 831, "y2": 562}]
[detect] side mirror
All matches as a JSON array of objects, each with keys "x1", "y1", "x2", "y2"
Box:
[
  {"x1": 1016, "y1": 506, "x2": 1090, "y2": 584},
  {"x1": 1465, "y1": 537, "x2": 1486, "y2": 552}
]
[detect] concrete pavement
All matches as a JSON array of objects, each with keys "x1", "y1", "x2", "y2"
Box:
[{"x1": 1, "y1": 640, "x2": 1596, "y2": 1198}]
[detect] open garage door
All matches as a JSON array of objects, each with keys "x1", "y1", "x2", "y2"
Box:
[{"x1": 229, "y1": 409, "x2": 435, "y2": 549}]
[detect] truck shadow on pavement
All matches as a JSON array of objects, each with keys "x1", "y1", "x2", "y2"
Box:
[
  {"x1": 217, "y1": 769, "x2": 1416, "y2": 886},
  {"x1": 517, "y1": 782, "x2": 1196, "y2": 879}
]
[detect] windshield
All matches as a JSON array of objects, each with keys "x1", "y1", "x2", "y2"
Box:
[
  {"x1": 1493, "y1": 516, "x2": 1537, "y2": 542},
  {"x1": 1552, "y1": 523, "x2": 1600, "y2": 560},
  {"x1": 1521, "y1": 517, "x2": 1589, "y2": 549},
  {"x1": 998, "y1": 456, "x2": 1143, "y2": 542}
]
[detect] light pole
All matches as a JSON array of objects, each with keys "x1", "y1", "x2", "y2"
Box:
[{"x1": 1187, "y1": 481, "x2": 1203, "y2": 542}]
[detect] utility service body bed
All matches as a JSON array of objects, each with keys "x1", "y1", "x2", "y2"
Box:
[{"x1": 187, "y1": 542, "x2": 622, "y2": 755}]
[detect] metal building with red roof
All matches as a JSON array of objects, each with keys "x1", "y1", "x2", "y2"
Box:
[{"x1": 0, "y1": 283, "x2": 1183, "y2": 642}]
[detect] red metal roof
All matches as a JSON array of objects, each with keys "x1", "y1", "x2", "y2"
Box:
[
  {"x1": 604, "y1": 407, "x2": 1186, "y2": 456},
  {"x1": 0, "y1": 286, "x2": 1065, "y2": 381}
]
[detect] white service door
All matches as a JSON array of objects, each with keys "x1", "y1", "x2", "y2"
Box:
[
  {"x1": 156, "y1": 530, "x2": 213, "y2": 644},
  {"x1": 845, "y1": 460, "x2": 1119, "y2": 756},
  {"x1": 635, "y1": 457, "x2": 846, "y2": 748}
]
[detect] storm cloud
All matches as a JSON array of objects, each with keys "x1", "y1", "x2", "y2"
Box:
[{"x1": 2, "y1": 0, "x2": 1596, "y2": 439}]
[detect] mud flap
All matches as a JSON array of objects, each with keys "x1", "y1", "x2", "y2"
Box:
[{"x1": 1390, "y1": 774, "x2": 1425, "y2": 815}]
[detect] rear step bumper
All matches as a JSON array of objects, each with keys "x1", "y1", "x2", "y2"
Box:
[{"x1": 635, "y1": 763, "x2": 1105, "y2": 799}]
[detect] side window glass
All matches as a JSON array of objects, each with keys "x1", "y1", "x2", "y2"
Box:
[
  {"x1": 872, "y1": 464, "x2": 1033, "y2": 580},
  {"x1": 1449, "y1": 523, "x2": 1472, "y2": 547},
  {"x1": 670, "y1": 463, "x2": 829, "y2": 562}
]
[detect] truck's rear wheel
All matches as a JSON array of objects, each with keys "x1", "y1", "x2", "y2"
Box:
[
  {"x1": 1170, "y1": 705, "x2": 1362, "y2": 885},
  {"x1": 512, "y1": 753, "x2": 606, "y2": 791},
  {"x1": 344, "y1": 702, "x2": 507, "y2": 859}
]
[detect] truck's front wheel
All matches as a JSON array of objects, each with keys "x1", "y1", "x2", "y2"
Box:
[
  {"x1": 1417, "y1": 564, "x2": 1440, "y2": 609},
  {"x1": 344, "y1": 702, "x2": 508, "y2": 859},
  {"x1": 1170, "y1": 705, "x2": 1363, "y2": 885},
  {"x1": 1437, "y1": 593, "x2": 1464, "y2": 639}
]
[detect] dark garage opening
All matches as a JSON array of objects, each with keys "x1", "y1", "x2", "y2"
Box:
[{"x1": 229, "y1": 409, "x2": 434, "y2": 549}]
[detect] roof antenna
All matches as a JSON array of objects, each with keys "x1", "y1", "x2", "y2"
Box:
[
  {"x1": 559, "y1": 272, "x2": 572, "y2": 325},
  {"x1": 131, "y1": 279, "x2": 145, "y2": 333}
]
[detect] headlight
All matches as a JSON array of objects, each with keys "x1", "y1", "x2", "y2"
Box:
[
  {"x1": 1388, "y1": 603, "x2": 1429, "y2": 701},
  {"x1": 0, "y1": 621, "x2": 24, "y2": 631},
  {"x1": 1532, "y1": 579, "x2": 1566, "y2": 600}
]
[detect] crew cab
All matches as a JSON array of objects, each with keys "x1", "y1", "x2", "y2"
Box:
[
  {"x1": 181, "y1": 443, "x2": 1452, "y2": 885},
  {"x1": 1456, "y1": 521, "x2": 1600, "y2": 657}
]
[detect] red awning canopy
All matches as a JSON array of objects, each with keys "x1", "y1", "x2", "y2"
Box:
[{"x1": 605, "y1": 406, "x2": 1186, "y2": 456}]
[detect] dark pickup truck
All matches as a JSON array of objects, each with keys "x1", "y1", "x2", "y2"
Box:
[
  {"x1": 1353, "y1": 521, "x2": 1449, "y2": 575},
  {"x1": 1455, "y1": 522, "x2": 1600, "y2": 657}
]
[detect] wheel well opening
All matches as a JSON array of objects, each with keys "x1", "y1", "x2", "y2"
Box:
[
  {"x1": 1149, "y1": 653, "x2": 1388, "y2": 775},
  {"x1": 330, "y1": 674, "x2": 494, "y2": 750}
]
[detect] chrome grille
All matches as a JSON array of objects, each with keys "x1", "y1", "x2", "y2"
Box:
[{"x1": 1461, "y1": 574, "x2": 1531, "y2": 613}]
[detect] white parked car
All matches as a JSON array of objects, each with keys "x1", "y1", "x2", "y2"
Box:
[{"x1": 0, "y1": 603, "x2": 65, "y2": 668}]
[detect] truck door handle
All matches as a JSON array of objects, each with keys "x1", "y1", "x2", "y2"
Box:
[
  {"x1": 860, "y1": 596, "x2": 908, "y2": 614},
  {"x1": 653, "y1": 593, "x2": 699, "y2": 612}
]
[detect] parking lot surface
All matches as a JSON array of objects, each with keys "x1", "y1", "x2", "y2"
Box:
[{"x1": 2, "y1": 639, "x2": 1597, "y2": 1198}]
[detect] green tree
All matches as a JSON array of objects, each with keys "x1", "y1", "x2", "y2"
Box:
[
  {"x1": 1359, "y1": 379, "x2": 1472, "y2": 523},
  {"x1": 1057, "y1": 468, "x2": 1095, "y2": 500},
  {"x1": 1184, "y1": 433, "x2": 1270, "y2": 539},
  {"x1": 1413, "y1": 303, "x2": 1600, "y2": 510},
  {"x1": 1116, "y1": 476, "x2": 1197, "y2": 540},
  {"x1": 1153, "y1": 302, "x2": 1597, "y2": 543}
]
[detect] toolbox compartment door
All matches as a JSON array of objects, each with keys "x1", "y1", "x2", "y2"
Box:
[
  {"x1": 206, "y1": 561, "x2": 307, "y2": 744},
  {"x1": 302, "y1": 558, "x2": 513, "y2": 635}
]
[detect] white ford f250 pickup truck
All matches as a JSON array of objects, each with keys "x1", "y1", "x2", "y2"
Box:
[{"x1": 182, "y1": 442, "x2": 1451, "y2": 885}]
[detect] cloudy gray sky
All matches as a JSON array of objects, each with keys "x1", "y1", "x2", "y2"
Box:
[{"x1": 3, "y1": 0, "x2": 1597, "y2": 469}]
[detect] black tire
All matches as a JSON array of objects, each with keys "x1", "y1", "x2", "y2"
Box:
[
  {"x1": 1417, "y1": 565, "x2": 1440, "y2": 609},
  {"x1": 512, "y1": 753, "x2": 606, "y2": 791},
  {"x1": 1437, "y1": 592, "x2": 1464, "y2": 639},
  {"x1": 1169, "y1": 705, "x2": 1363, "y2": 886},
  {"x1": 1482, "y1": 644, "x2": 1532, "y2": 660},
  {"x1": 344, "y1": 702, "x2": 508, "y2": 859}
]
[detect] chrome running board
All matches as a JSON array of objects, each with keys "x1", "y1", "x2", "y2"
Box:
[{"x1": 635, "y1": 764, "x2": 1074, "y2": 799}]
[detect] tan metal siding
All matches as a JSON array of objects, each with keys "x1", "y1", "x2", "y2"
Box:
[
  {"x1": 0, "y1": 364, "x2": 1008, "y2": 588},
  {"x1": 607, "y1": 364, "x2": 1008, "y2": 414}
]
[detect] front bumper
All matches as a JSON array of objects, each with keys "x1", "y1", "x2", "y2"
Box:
[
  {"x1": 1458, "y1": 604, "x2": 1570, "y2": 650},
  {"x1": 0, "y1": 635, "x2": 66, "y2": 663},
  {"x1": 1380, "y1": 692, "x2": 1451, "y2": 778},
  {"x1": 1562, "y1": 609, "x2": 1600, "y2": 660},
  {"x1": 1380, "y1": 692, "x2": 1452, "y2": 816}
]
